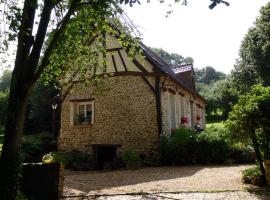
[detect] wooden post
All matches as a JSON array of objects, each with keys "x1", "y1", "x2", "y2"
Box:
[{"x1": 264, "y1": 160, "x2": 270, "y2": 185}]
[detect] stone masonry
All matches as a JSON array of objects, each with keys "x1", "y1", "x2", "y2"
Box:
[{"x1": 58, "y1": 76, "x2": 159, "y2": 160}]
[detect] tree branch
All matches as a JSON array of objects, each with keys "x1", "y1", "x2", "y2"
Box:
[
  {"x1": 27, "y1": 0, "x2": 53, "y2": 80},
  {"x1": 33, "y1": 1, "x2": 81, "y2": 81},
  {"x1": 14, "y1": 0, "x2": 37, "y2": 76}
]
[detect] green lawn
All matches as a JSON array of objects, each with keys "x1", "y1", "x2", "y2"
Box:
[{"x1": 206, "y1": 121, "x2": 224, "y2": 129}]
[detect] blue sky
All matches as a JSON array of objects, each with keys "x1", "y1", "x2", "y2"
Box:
[{"x1": 123, "y1": 0, "x2": 269, "y2": 74}]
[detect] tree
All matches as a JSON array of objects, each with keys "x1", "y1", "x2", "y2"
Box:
[
  {"x1": 0, "y1": 70, "x2": 12, "y2": 92},
  {"x1": 195, "y1": 66, "x2": 231, "y2": 119},
  {"x1": 0, "y1": 1, "x2": 128, "y2": 198},
  {"x1": 226, "y1": 84, "x2": 270, "y2": 182},
  {"x1": 195, "y1": 66, "x2": 226, "y2": 84},
  {"x1": 232, "y1": 2, "x2": 270, "y2": 94},
  {"x1": 151, "y1": 47, "x2": 193, "y2": 66},
  {"x1": 0, "y1": 0, "x2": 229, "y2": 198}
]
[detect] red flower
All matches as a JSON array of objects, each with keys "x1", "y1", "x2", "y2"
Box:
[{"x1": 181, "y1": 116, "x2": 189, "y2": 124}]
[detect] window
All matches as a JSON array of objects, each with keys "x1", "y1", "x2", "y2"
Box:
[{"x1": 74, "y1": 102, "x2": 94, "y2": 125}]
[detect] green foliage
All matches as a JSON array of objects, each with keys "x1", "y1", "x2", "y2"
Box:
[
  {"x1": 0, "y1": 70, "x2": 12, "y2": 92},
  {"x1": 0, "y1": 134, "x2": 3, "y2": 155},
  {"x1": 226, "y1": 84, "x2": 270, "y2": 177},
  {"x1": 232, "y1": 2, "x2": 270, "y2": 94},
  {"x1": 195, "y1": 66, "x2": 226, "y2": 85},
  {"x1": 26, "y1": 80, "x2": 58, "y2": 133},
  {"x1": 42, "y1": 152, "x2": 68, "y2": 165},
  {"x1": 161, "y1": 126, "x2": 230, "y2": 165},
  {"x1": 16, "y1": 191, "x2": 28, "y2": 200},
  {"x1": 121, "y1": 149, "x2": 141, "y2": 169},
  {"x1": 171, "y1": 126, "x2": 196, "y2": 145},
  {"x1": 195, "y1": 67, "x2": 236, "y2": 119},
  {"x1": 43, "y1": 150, "x2": 94, "y2": 170},
  {"x1": 196, "y1": 127, "x2": 229, "y2": 164},
  {"x1": 63, "y1": 150, "x2": 93, "y2": 164},
  {"x1": 0, "y1": 70, "x2": 11, "y2": 127},
  {"x1": 150, "y1": 47, "x2": 193, "y2": 66},
  {"x1": 20, "y1": 133, "x2": 56, "y2": 163},
  {"x1": 242, "y1": 166, "x2": 265, "y2": 186},
  {"x1": 0, "y1": 70, "x2": 57, "y2": 133},
  {"x1": 226, "y1": 84, "x2": 270, "y2": 145}
]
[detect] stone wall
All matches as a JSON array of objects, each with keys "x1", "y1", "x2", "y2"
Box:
[{"x1": 59, "y1": 76, "x2": 159, "y2": 160}]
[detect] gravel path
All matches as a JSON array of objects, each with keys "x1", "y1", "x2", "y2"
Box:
[
  {"x1": 63, "y1": 191, "x2": 270, "y2": 200},
  {"x1": 63, "y1": 165, "x2": 270, "y2": 199}
]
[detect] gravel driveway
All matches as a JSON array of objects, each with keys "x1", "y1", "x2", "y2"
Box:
[{"x1": 63, "y1": 165, "x2": 270, "y2": 199}]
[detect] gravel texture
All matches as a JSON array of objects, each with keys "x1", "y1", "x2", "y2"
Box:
[
  {"x1": 63, "y1": 191, "x2": 270, "y2": 200},
  {"x1": 63, "y1": 165, "x2": 270, "y2": 199}
]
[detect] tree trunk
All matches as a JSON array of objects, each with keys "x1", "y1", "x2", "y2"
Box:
[
  {"x1": 0, "y1": 68, "x2": 35, "y2": 200},
  {"x1": 250, "y1": 130, "x2": 266, "y2": 183}
]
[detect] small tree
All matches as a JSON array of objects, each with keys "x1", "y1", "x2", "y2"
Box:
[{"x1": 226, "y1": 84, "x2": 270, "y2": 181}]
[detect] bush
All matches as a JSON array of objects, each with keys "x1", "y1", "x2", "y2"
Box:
[
  {"x1": 242, "y1": 166, "x2": 265, "y2": 186},
  {"x1": 121, "y1": 149, "x2": 141, "y2": 169},
  {"x1": 161, "y1": 126, "x2": 230, "y2": 165},
  {"x1": 42, "y1": 152, "x2": 69, "y2": 165},
  {"x1": 196, "y1": 127, "x2": 229, "y2": 164},
  {"x1": 42, "y1": 150, "x2": 95, "y2": 170},
  {"x1": 21, "y1": 133, "x2": 56, "y2": 162},
  {"x1": 229, "y1": 144, "x2": 255, "y2": 164}
]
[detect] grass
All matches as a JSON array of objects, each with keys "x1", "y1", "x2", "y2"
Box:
[{"x1": 206, "y1": 121, "x2": 224, "y2": 129}]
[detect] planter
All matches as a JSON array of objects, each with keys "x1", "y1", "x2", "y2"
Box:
[
  {"x1": 21, "y1": 163, "x2": 64, "y2": 200},
  {"x1": 263, "y1": 160, "x2": 270, "y2": 185}
]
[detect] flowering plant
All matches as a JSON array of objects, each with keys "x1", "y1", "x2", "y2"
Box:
[{"x1": 181, "y1": 116, "x2": 189, "y2": 124}]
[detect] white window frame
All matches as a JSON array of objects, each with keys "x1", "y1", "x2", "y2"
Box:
[{"x1": 75, "y1": 101, "x2": 94, "y2": 125}]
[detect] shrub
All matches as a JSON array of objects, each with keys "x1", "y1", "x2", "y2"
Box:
[
  {"x1": 21, "y1": 133, "x2": 56, "y2": 162},
  {"x1": 242, "y1": 166, "x2": 265, "y2": 186},
  {"x1": 161, "y1": 126, "x2": 231, "y2": 165},
  {"x1": 161, "y1": 127, "x2": 197, "y2": 165},
  {"x1": 229, "y1": 144, "x2": 255, "y2": 164},
  {"x1": 42, "y1": 152, "x2": 69, "y2": 165},
  {"x1": 42, "y1": 150, "x2": 95, "y2": 170},
  {"x1": 121, "y1": 149, "x2": 141, "y2": 169},
  {"x1": 196, "y1": 127, "x2": 229, "y2": 164}
]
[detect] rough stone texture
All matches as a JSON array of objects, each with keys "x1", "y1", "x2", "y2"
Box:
[{"x1": 59, "y1": 76, "x2": 159, "y2": 159}]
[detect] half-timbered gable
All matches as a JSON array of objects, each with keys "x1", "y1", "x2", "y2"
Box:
[{"x1": 58, "y1": 33, "x2": 206, "y2": 168}]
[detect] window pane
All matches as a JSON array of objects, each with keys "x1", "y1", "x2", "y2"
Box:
[
  {"x1": 86, "y1": 104, "x2": 92, "y2": 122},
  {"x1": 79, "y1": 105, "x2": 84, "y2": 115},
  {"x1": 86, "y1": 104, "x2": 92, "y2": 112}
]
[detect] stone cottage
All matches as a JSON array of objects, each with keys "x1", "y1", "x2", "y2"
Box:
[{"x1": 58, "y1": 34, "x2": 206, "y2": 168}]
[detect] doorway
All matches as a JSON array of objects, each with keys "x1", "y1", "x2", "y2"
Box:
[{"x1": 94, "y1": 145, "x2": 117, "y2": 170}]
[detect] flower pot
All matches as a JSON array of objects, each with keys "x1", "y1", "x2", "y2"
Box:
[
  {"x1": 21, "y1": 163, "x2": 64, "y2": 200},
  {"x1": 263, "y1": 160, "x2": 270, "y2": 185}
]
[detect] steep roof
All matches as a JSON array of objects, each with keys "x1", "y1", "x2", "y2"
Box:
[
  {"x1": 140, "y1": 43, "x2": 206, "y2": 103},
  {"x1": 171, "y1": 63, "x2": 193, "y2": 74}
]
